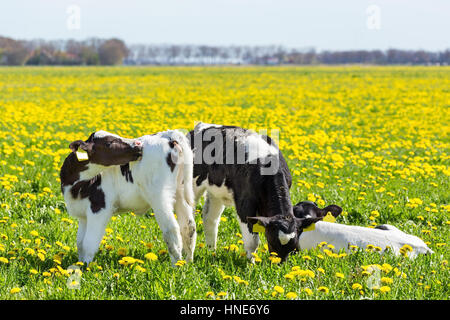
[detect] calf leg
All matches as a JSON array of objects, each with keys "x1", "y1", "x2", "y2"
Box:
[
  {"x1": 149, "y1": 191, "x2": 183, "y2": 265},
  {"x1": 80, "y1": 209, "x2": 111, "y2": 264},
  {"x1": 175, "y1": 190, "x2": 196, "y2": 262},
  {"x1": 238, "y1": 218, "x2": 260, "y2": 262},
  {"x1": 76, "y1": 217, "x2": 87, "y2": 261},
  {"x1": 202, "y1": 193, "x2": 225, "y2": 250},
  {"x1": 236, "y1": 201, "x2": 259, "y2": 261}
]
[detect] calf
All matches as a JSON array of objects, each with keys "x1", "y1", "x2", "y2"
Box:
[
  {"x1": 187, "y1": 122, "x2": 312, "y2": 262},
  {"x1": 294, "y1": 201, "x2": 433, "y2": 258},
  {"x1": 60, "y1": 130, "x2": 196, "y2": 265}
]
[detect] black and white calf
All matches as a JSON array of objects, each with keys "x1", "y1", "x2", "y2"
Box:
[
  {"x1": 60, "y1": 130, "x2": 196, "y2": 265},
  {"x1": 294, "y1": 201, "x2": 433, "y2": 258},
  {"x1": 187, "y1": 122, "x2": 314, "y2": 261}
]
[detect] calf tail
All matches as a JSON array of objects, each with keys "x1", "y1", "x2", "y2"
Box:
[
  {"x1": 180, "y1": 138, "x2": 194, "y2": 206},
  {"x1": 167, "y1": 130, "x2": 194, "y2": 206}
]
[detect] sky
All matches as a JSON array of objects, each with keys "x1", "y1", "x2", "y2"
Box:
[{"x1": 0, "y1": 0, "x2": 448, "y2": 51}]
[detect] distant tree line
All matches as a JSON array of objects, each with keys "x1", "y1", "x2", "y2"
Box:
[
  {"x1": 0, "y1": 36, "x2": 128, "y2": 66},
  {"x1": 1, "y1": 35, "x2": 449, "y2": 66},
  {"x1": 126, "y1": 44, "x2": 449, "y2": 65}
]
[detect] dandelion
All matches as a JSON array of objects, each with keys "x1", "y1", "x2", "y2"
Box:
[
  {"x1": 318, "y1": 286, "x2": 329, "y2": 294},
  {"x1": 118, "y1": 256, "x2": 137, "y2": 266},
  {"x1": 269, "y1": 256, "x2": 281, "y2": 264},
  {"x1": 273, "y1": 286, "x2": 284, "y2": 294},
  {"x1": 370, "y1": 210, "x2": 380, "y2": 217},
  {"x1": 175, "y1": 260, "x2": 186, "y2": 267},
  {"x1": 0, "y1": 257, "x2": 9, "y2": 264},
  {"x1": 381, "y1": 263, "x2": 393, "y2": 273},
  {"x1": 303, "y1": 288, "x2": 313, "y2": 296},
  {"x1": 61, "y1": 218, "x2": 73, "y2": 224},
  {"x1": 10, "y1": 287, "x2": 21, "y2": 294},
  {"x1": 67, "y1": 279, "x2": 79, "y2": 289},
  {"x1": 379, "y1": 286, "x2": 391, "y2": 294},
  {"x1": 144, "y1": 252, "x2": 158, "y2": 261},
  {"x1": 27, "y1": 247, "x2": 38, "y2": 257},
  {"x1": 284, "y1": 273, "x2": 295, "y2": 280},
  {"x1": 286, "y1": 292, "x2": 298, "y2": 299},
  {"x1": 30, "y1": 230, "x2": 39, "y2": 237},
  {"x1": 381, "y1": 277, "x2": 393, "y2": 284},
  {"x1": 135, "y1": 265, "x2": 146, "y2": 272},
  {"x1": 352, "y1": 283, "x2": 363, "y2": 290},
  {"x1": 318, "y1": 241, "x2": 327, "y2": 248}
]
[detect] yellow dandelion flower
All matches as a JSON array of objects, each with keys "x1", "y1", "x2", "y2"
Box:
[
  {"x1": 303, "y1": 288, "x2": 313, "y2": 296},
  {"x1": 381, "y1": 277, "x2": 394, "y2": 284},
  {"x1": 352, "y1": 283, "x2": 363, "y2": 290},
  {"x1": 273, "y1": 286, "x2": 284, "y2": 294},
  {"x1": 318, "y1": 286, "x2": 329, "y2": 294},
  {"x1": 10, "y1": 287, "x2": 21, "y2": 294},
  {"x1": 175, "y1": 260, "x2": 186, "y2": 267},
  {"x1": 284, "y1": 273, "x2": 295, "y2": 280},
  {"x1": 135, "y1": 265, "x2": 146, "y2": 272},
  {"x1": 30, "y1": 230, "x2": 39, "y2": 237},
  {"x1": 144, "y1": 252, "x2": 158, "y2": 261},
  {"x1": 286, "y1": 292, "x2": 298, "y2": 299},
  {"x1": 379, "y1": 286, "x2": 391, "y2": 293}
]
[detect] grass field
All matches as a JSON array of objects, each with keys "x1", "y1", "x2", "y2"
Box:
[{"x1": 0, "y1": 66, "x2": 448, "y2": 300}]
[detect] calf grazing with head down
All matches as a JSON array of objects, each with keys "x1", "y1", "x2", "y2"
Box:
[
  {"x1": 293, "y1": 201, "x2": 433, "y2": 258},
  {"x1": 60, "y1": 130, "x2": 196, "y2": 265},
  {"x1": 187, "y1": 122, "x2": 312, "y2": 262}
]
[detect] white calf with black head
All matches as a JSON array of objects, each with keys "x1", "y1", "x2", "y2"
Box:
[
  {"x1": 60, "y1": 130, "x2": 196, "y2": 265},
  {"x1": 187, "y1": 122, "x2": 306, "y2": 262},
  {"x1": 293, "y1": 201, "x2": 433, "y2": 258}
]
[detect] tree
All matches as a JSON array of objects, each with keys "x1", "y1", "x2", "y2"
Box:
[
  {"x1": 98, "y1": 39, "x2": 128, "y2": 65},
  {"x1": 0, "y1": 36, "x2": 30, "y2": 65}
]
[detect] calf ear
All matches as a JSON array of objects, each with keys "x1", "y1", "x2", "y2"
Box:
[
  {"x1": 322, "y1": 205, "x2": 342, "y2": 217},
  {"x1": 69, "y1": 140, "x2": 84, "y2": 152},
  {"x1": 69, "y1": 140, "x2": 91, "y2": 152},
  {"x1": 295, "y1": 216, "x2": 323, "y2": 230},
  {"x1": 247, "y1": 216, "x2": 273, "y2": 227}
]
